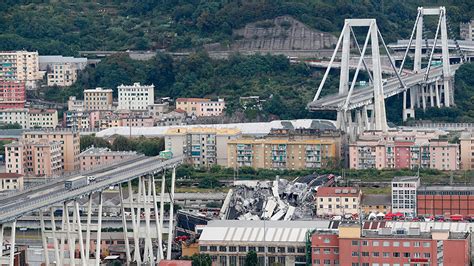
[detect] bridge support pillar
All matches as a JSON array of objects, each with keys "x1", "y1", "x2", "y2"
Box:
[
  {"x1": 9, "y1": 220, "x2": 16, "y2": 266},
  {"x1": 167, "y1": 167, "x2": 177, "y2": 260}
]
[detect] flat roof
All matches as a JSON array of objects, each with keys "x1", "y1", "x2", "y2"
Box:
[
  {"x1": 361, "y1": 194, "x2": 391, "y2": 206},
  {"x1": 199, "y1": 220, "x2": 330, "y2": 244},
  {"x1": 392, "y1": 176, "x2": 419, "y2": 182},
  {"x1": 418, "y1": 186, "x2": 474, "y2": 192},
  {"x1": 96, "y1": 119, "x2": 337, "y2": 138}
]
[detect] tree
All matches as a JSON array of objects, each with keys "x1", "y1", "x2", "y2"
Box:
[
  {"x1": 191, "y1": 254, "x2": 212, "y2": 266},
  {"x1": 0, "y1": 123, "x2": 22, "y2": 129},
  {"x1": 244, "y1": 250, "x2": 258, "y2": 266},
  {"x1": 80, "y1": 135, "x2": 111, "y2": 151},
  {"x1": 111, "y1": 135, "x2": 132, "y2": 151}
]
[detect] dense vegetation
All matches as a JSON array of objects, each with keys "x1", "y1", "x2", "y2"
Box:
[
  {"x1": 0, "y1": 1, "x2": 472, "y2": 55},
  {"x1": 80, "y1": 134, "x2": 164, "y2": 156}
]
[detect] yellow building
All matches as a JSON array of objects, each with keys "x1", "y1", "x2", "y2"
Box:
[
  {"x1": 84, "y1": 87, "x2": 113, "y2": 111},
  {"x1": 165, "y1": 127, "x2": 241, "y2": 167},
  {"x1": 47, "y1": 63, "x2": 77, "y2": 87},
  {"x1": 227, "y1": 138, "x2": 337, "y2": 170},
  {"x1": 360, "y1": 194, "x2": 391, "y2": 215},
  {"x1": 0, "y1": 51, "x2": 43, "y2": 85},
  {"x1": 28, "y1": 109, "x2": 58, "y2": 128}
]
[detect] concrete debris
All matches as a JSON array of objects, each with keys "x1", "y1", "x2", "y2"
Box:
[{"x1": 220, "y1": 174, "x2": 336, "y2": 220}]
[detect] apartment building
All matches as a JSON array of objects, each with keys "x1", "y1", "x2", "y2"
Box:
[
  {"x1": 79, "y1": 147, "x2": 139, "y2": 171},
  {"x1": 117, "y1": 83, "x2": 154, "y2": 111},
  {"x1": 175, "y1": 98, "x2": 225, "y2": 117},
  {"x1": 156, "y1": 109, "x2": 186, "y2": 126},
  {"x1": 46, "y1": 63, "x2": 77, "y2": 87},
  {"x1": 417, "y1": 186, "x2": 474, "y2": 217},
  {"x1": 5, "y1": 139, "x2": 63, "y2": 177},
  {"x1": 0, "y1": 173, "x2": 24, "y2": 191},
  {"x1": 23, "y1": 131, "x2": 80, "y2": 172},
  {"x1": 391, "y1": 176, "x2": 420, "y2": 217},
  {"x1": 84, "y1": 87, "x2": 113, "y2": 111},
  {"x1": 349, "y1": 130, "x2": 459, "y2": 170},
  {"x1": 63, "y1": 111, "x2": 90, "y2": 129},
  {"x1": 67, "y1": 96, "x2": 84, "y2": 111},
  {"x1": 311, "y1": 223, "x2": 470, "y2": 266},
  {"x1": 0, "y1": 109, "x2": 28, "y2": 128},
  {"x1": 228, "y1": 137, "x2": 337, "y2": 170},
  {"x1": 316, "y1": 187, "x2": 361, "y2": 217},
  {"x1": 0, "y1": 51, "x2": 43, "y2": 86},
  {"x1": 0, "y1": 81, "x2": 26, "y2": 109},
  {"x1": 165, "y1": 127, "x2": 241, "y2": 167},
  {"x1": 459, "y1": 131, "x2": 474, "y2": 170},
  {"x1": 28, "y1": 109, "x2": 58, "y2": 129}
]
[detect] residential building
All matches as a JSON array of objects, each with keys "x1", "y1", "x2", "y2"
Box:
[
  {"x1": 0, "y1": 173, "x2": 24, "y2": 191},
  {"x1": 198, "y1": 220, "x2": 332, "y2": 266},
  {"x1": 156, "y1": 109, "x2": 186, "y2": 126},
  {"x1": 0, "y1": 109, "x2": 28, "y2": 128},
  {"x1": 23, "y1": 131, "x2": 80, "y2": 172},
  {"x1": 228, "y1": 130, "x2": 339, "y2": 170},
  {"x1": 349, "y1": 130, "x2": 459, "y2": 170},
  {"x1": 64, "y1": 111, "x2": 90, "y2": 129},
  {"x1": 67, "y1": 96, "x2": 84, "y2": 111},
  {"x1": 460, "y1": 20, "x2": 474, "y2": 41},
  {"x1": 176, "y1": 98, "x2": 225, "y2": 117},
  {"x1": 117, "y1": 83, "x2": 154, "y2": 111},
  {"x1": 0, "y1": 81, "x2": 26, "y2": 109},
  {"x1": 165, "y1": 127, "x2": 241, "y2": 167},
  {"x1": 122, "y1": 117, "x2": 154, "y2": 127},
  {"x1": 46, "y1": 63, "x2": 77, "y2": 87},
  {"x1": 0, "y1": 51, "x2": 43, "y2": 87},
  {"x1": 311, "y1": 223, "x2": 471, "y2": 266},
  {"x1": 417, "y1": 186, "x2": 474, "y2": 217},
  {"x1": 84, "y1": 87, "x2": 113, "y2": 111},
  {"x1": 5, "y1": 139, "x2": 63, "y2": 177},
  {"x1": 460, "y1": 131, "x2": 474, "y2": 170},
  {"x1": 391, "y1": 176, "x2": 420, "y2": 217},
  {"x1": 28, "y1": 109, "x2": 58, "y2": 129},
  {"x1": 147, "y1": 102, "x2": 169, "y2": 119},
  {"x1": 79, "y1": 147, "x2": 139, "y2": 171},
  {"x1": 361, "y1": 194, "x2": 391, "y2": 215},
  {"x1": 315, "y1": 187, "x2": 361, "y2": 217}
]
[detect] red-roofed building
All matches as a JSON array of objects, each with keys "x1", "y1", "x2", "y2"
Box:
[{"x1": 316, "y1": 187, "x2": 361, "y2": 217}]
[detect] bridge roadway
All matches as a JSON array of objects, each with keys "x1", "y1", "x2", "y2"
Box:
[
  {"x1": 0, "y1": 155, "x2": 183, "y2": 223},
  {"x1": 308, "y1": 64, "x2": 461, "y2": 111}
]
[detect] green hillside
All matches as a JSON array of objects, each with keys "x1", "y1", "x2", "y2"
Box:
[{"x1": 0, "y1": 0, "x2": 472, "y2": 55}]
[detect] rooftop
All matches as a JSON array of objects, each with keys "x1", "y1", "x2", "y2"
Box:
[
  {"x1": 418, "y1": 185, "x2": 474, "y2": 192},
  {"x1": 316, "y1": 187, "x2": 360, "y2": 197},
  {"x1": 28, "y1": 109, "x2": 57, "y2": 114},
  {"x1": 228, "y1": 138, "x2": 335, "y2": 145},
  {"x1": 96, "y1": 119, "x2": 338, "y2": 138},
  {"x1": 176, "y1": 98, "x2": 210, "y2": 102},
  {"x1": 199, "y1": 220, "x2": 330, "y2": 244},
  {"x1": 117, "y1": 83, "x2": 154, "y2": 89},
  {"x1": 84, "y1": 87, "x2": 113, "y2": 93},
  {"x1": 392, "y1": 176, "x2": 419, "y2": 182},
  {"x1": 361, "y1": 194, "x2": 391, "y2": 206},
  {"x1": 0, "y1": 173, "x2": 23, "y2": 179},
  {"x1": 165, "y1": 127, "x2": 241, "y2": 135},
  {"x1": 79, "y1": 147, "x2": 138, "y2": 157}
]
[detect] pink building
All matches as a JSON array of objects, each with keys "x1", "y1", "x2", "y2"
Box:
[
  {"x1": 122, "y1": 117, "x2": 154, "y2": 127},
  {"x1": 175, "y1": 98, "x2": 225, "y2": 117},
  {"x1": 79, "y1": 146, "x2": 139, "y2": 171},
  {"x1": 349, "y1": 130, "x2": 459, "y2": 171},
  {"x1": 0, "y1": 81, "x2": 26, "y2": 109}
]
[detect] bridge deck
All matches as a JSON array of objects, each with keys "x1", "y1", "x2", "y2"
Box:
[
  {"x1": 308, "y1": 64, "x2": 460, "y2": 111},
  {"x1": 0, "y1": 156, "x2": 183, "y2": 223}
]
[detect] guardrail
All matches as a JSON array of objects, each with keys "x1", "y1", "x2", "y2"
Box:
[{"x1": 0, "y1": 156, "x2": 183, "y2": 223}]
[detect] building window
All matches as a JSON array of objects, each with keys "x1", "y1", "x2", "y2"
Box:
[
  {"x1": 362, "y1": 252, "x2": 369, "y2": 257},
  {"x1": 313, "y1": 248, "x2": 320, "y2": 254},
  {"x1": 423, "y1": 242, "x2": 431, "y2": 247},
  {"x1": 424, "y1": 253, "x2": 431, "y2": 258},
  {"x1": 209, "y1": 246, "x2": 217, "y2": 252},
  {"x1": 393, "y1": 252, "x2": 400, "y2": 257},
  {"x1": 352, "y1": 251, "x2": 359, "y2": 256},
  {"x1": 229, "y1": 246, "x2": 236, "y2": 252},
  {"x1": 383, "y1": 252, "x2": 390, "y2": 257},
  {"x1": 372, "y1": 241, "x2": 379, "y2": 246},
  {"x1": 324, "y1": 248, "x2": 330, "y2": 254},
  {"x1": 219, "y1": 246, "x2": 226, "y2": 252},
  {"x1": 352, "y1": 240, "x2": 359, "y2": 246},
  {"x1": 258, "y1": 246, "x2": 265, "y2": 253},
  {"x1": 334, "y1": 248, "x2": 339, "y2": 254},
  {"x1": 277, "y1": 247, "x2": 285, "y2": 253},
  {"x1": 393, "y1": 242, "x2": 400, "y2": 247},
  {"x1": 267, "y1": 247, "x2": 275, "y2": 253},
  {"x1": 238, "y1": 246, "x2": 246, "y2": 252},
  {"x1": 313, "y1": 259, "x2": 320, "y2": 265},
  {"x1": 200, "y1": 246, "x2": 207, "y2": 252},
  {"x1": 297, "y1": 247, "x2": 305, "y2": 253},
  {"x1": 323, "y1": 238, "x2": 330, "y2": 243},
  {"x1": 372, "y1": 252, "x2": 379, "y2": 257},
  {"x1": 362, "y1": 240, "x2": 368, "y2": 246},
  {"x1": 383, "y1": 241, "x2": 389, "y2": 247},
  {"x1": 403, "y1": 252, "x2": 410, "y2": 258}
]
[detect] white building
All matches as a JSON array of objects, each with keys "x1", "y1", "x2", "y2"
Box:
[
  {"x1": 47, "y1": 63, "x2": 77, "y2": 87},
  {"x1": 0, "y1": 51, "x2": 43, "y2": 87},
  {"x1": 391, "y1": 176, "x2": 420, "y2": 217},
  {"x1": 117, "y1": 83, "x2": 154, "y2": 111},
  {"x1": 67, "y1": 96, "x2": 84, "y2": 111},
  {"x1": 0, "y1": 109, "x2": 29, "y2": 128},
  {"x1": 198, "y1": 220, "x2": 331, "y2": 266}
]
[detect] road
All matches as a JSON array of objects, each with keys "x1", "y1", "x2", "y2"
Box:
[
  {"x1": 0, "y1": 156, "x2": 183, "y2": 223},
  {"x1": 308, "y1": 64, "x2": 461, "y2": 111}
]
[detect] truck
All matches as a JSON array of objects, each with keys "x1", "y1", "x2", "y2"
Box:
[{"x1": 65, "y1": 175, "x2": 89, "y2": 190}]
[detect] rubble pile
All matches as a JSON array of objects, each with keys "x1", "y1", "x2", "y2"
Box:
[{"x1": 221, "y1": 175, "x2": 336, "y2": 220}]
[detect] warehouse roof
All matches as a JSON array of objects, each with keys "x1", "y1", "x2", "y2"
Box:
[
  {"x1": 199, "y1": 220, "x2": 330, "y2": 244},
  {"x1": 96, "y1": 119, "x2": 337, "y2": 138}
]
